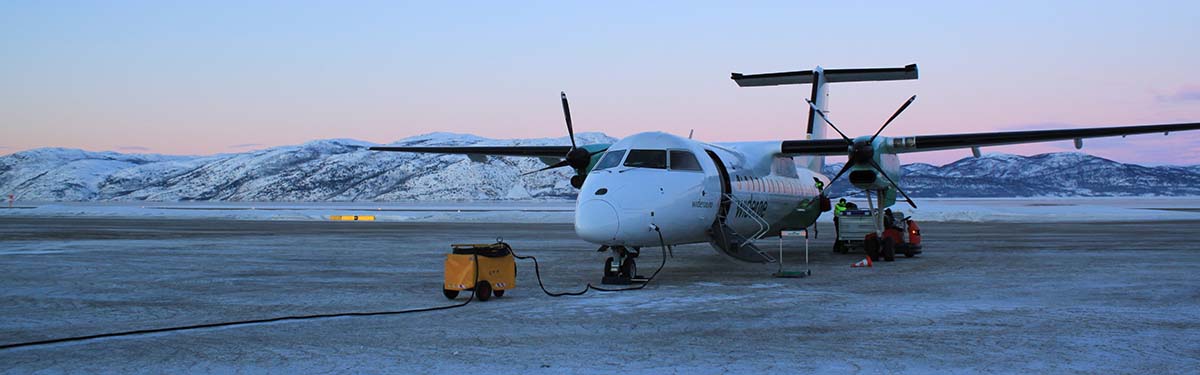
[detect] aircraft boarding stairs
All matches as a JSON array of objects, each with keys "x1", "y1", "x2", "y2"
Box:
[{"x1": 709, "y1": 193, "x2": 776, "y2": 263}]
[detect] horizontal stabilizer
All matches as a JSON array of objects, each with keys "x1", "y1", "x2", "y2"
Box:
[{"x1": 732, "y1": 64, "x2": 918, "y2": 87}]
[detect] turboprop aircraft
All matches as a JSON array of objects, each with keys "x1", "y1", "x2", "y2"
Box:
[{"x1": 371, "y1": 64, "x2": 1200, "y2": 284}]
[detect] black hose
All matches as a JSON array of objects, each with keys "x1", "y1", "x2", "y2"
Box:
[
  {"x1": 1, "y1": 231, "x2": 673, "y2": 350},
  {"x1": 0, "y1": 254, "x2": 484, "y2": 351},
  {"x1": 513, "y1": 226, "x2": 669, "y2": 296}
]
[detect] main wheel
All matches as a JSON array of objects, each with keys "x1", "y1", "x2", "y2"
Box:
[
  {"x1": 865, "y1": 237, "x2": 880, "y2": 261},
  {"x1": 621, "y1": 257, "x2": 637, "y2": 278},
  {"x1": 475, "y1": 281, "x2": 492, "y2": 302},
  {"x1": 882, "y1": 238, "x2": 896, "y2": 262},
  {"x1": 604, "y1": 257, "x2": 617, "y2": 277},
  {"x1": 442, "y1": 289, "x2": 459, "y2": 300},
  {"x1": 493, "y1": 289, "x2": 505, "y2": 298}
]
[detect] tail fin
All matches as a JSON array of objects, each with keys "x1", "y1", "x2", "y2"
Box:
[
  {"x1": 806, "y1": 67, "x2": 829, "y2": 142},
  {"x1": 731, "y1": 64, "x2": 918, "y2": 172}
]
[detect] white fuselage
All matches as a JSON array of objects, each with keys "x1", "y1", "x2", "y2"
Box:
[{"x1": 574, "y1": 132, "x2": 828, "y2": 249}]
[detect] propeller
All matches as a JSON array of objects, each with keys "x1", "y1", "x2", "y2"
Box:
[
  {"x1": 520, "y1": 148, "x2": 605, "y2": 176},
  {"x1": 521, "y1": 161, "x2": 569, "y2": 176},
  {"x1": 809, "y1": 96, "x2": 919, "y2": 208},
  {"x1": 804, "y1": 99, "x2": 852, "y2": 143},
  {"x1": 871, "y1": 95, "x2": 916, "y2": 143},
  {"x1": 562, "y1": 92, "x2": 575, "y2": 148},
  {"x1": 561, "y1": 92, "x2": 593, "y2": 170},
  {"x1": 520, "y1": 92, "x2": 599, "y2": 188},
  {"x1": 866, "y1": 159, "x2": 917, "y2": 209}
]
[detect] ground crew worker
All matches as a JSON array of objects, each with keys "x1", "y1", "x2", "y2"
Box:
[
  {"x1": 833, "y1": 198, "x2": 848, "y2": 238},
  {"x1": 884, "y1": 208, "x2": 897, "y2": 229}
]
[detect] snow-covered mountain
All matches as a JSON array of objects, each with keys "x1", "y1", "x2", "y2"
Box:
[
  {"x1": 2, "y1": 134, "x2": 1197, "y2": 201},
  {"x1": 823, "y1": 153, "x2": 1200, "y2": 197},
  {"x1": 0, "y1": 133, "x2": 613, "y2": 201}
]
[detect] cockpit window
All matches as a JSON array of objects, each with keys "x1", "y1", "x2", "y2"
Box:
[
  {"x1": 669, "y1": 150, "x2": 702, "y2": 171},
  {"x1": 623, "y1": 149, "x2": 667, "y2": 169},
  {"x1": 593, "y1": 149, "x2": 626, "y2": 170}
]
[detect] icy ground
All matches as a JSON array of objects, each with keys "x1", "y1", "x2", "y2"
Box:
[
  {"x1": 0, "y1": 219, "x2": 1197, "y2": 373},
  {"x1": 1, "y1": 197, "x2": 1198, "y2": 223}
]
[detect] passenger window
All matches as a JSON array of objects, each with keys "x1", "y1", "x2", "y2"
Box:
[
  {"x1": 624, "y1": 150, "x2": 667, "y2": 169},
  {"x1": 669, "y1": 150, "x2": 702, "y2": 171},
  {"x1": 593, "y1": 150, "x2": 627, "y2": 170}
]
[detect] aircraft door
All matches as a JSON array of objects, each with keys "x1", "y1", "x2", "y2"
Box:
[{"x1": 705, "y1": 150, "x2": 731, "y2": 221}]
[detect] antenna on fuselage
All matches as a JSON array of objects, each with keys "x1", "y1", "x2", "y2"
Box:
[{"x1": 688, "y1": 129, "x2": 694, "y2": 139}]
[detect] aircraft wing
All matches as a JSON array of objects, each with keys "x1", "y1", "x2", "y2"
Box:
[
  {"x1": 368, "y1": 145, "x2": 572, "y2": 158},
  {"x1": 780, "y1": 122, "x2": 1200, "y2": 155}
]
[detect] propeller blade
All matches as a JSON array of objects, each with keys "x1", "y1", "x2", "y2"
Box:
[
  {"x1": 521, "y1": 159, "x2": 570, "y2": 176},
  {"x1": 866, "y1": 159, "x2": 917, "y2": 209},
  {"x1": 805, "y1": 99, "x2": 852, "y2": 143},
  {"x1": 827, "y1": 160, "x2": 856, "y2": 186},
  {"x1": 870, "y1": 95, "x2": 916, "y2": 143},
  {"x1": 561, "y1": 92, "x2": 577, "y2": 149}
]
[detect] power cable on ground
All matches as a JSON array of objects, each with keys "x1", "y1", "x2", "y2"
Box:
[{"x1": 0, "y1": 229, "x2": 671, "y2": 351}]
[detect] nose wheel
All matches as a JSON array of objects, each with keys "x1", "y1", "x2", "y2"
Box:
[{"x1": 601, "y1": 246, "x2": 643, "y2": 285}]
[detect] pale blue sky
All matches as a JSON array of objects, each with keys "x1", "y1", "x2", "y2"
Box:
[{"x1": 2, "y1": 1, "x2": 1198, "y2": 164}]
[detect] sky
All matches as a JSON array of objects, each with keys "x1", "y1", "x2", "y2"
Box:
[{"x1": 2, "y1": 1, "x2": 1198, "y2": 165}]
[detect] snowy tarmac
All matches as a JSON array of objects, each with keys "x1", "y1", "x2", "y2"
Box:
[{"x1": 1, "y1": 214, "x2": 1199, "y2": 373}]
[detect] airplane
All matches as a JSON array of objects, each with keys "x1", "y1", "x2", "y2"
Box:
[{"x1": 370, "y1": 64, "x2": 1200, "y2": 284}]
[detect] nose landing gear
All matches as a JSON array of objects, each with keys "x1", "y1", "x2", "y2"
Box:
[{"x1": 601, "y1": 246, "x2": 645, "y2": 285}]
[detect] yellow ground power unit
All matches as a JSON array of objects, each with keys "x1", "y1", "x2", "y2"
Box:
[
  {"x1": 442, "y1": 242, "x2": 515, "y2": 301},
  {"x1": 328, "y1": 215, "x2": 375, "y2": 221}
]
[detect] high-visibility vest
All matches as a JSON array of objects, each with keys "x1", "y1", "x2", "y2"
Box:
[{"x1": 834, "y1": 203, "x2": 847, "y2": 215}]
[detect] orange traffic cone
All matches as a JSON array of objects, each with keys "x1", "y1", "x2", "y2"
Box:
[{"x1": 851, "y1": 257, "x2": 872, "y2": 268}]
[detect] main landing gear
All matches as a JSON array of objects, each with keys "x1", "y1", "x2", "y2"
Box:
[
  {"x1": 864, "y1": 235, "x2": 896, "y2": 262},
  {"x1": 601, "y1": 246, "x2": 645, "y2": 285}
]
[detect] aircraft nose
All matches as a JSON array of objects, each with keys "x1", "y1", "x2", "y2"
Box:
[{"x1": 575, "y1": 199, "x2": 620, "y2": 243}]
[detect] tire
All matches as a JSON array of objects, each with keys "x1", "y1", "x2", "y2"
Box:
[
  {"x1": 882, "y1": 238, "x2": 896, "y2": 262},
  {"x1": 442, "y1": 289, "x2": 459, "y2": 300},
  {"x1": 903, "y1": 245, "x2": 915, "y2": 258},
  {"x1": 475, "y1": 281, "x2": 492, "y2": 302},
  {"x1": 493, "y1": 289, "x2": 504, "y2": 298},
  {"x1": 604, "y1": 257, "x2": 617, "y2": 277},
  {"x1": 621, "y1": 257, "x2": 637, "y2": 278},
  {"x1": 865, "y1": 237, "x2": 880, "y2": 261}
]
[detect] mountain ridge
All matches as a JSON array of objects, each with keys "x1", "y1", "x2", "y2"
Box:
[
  {"x1": 3, "y1": 134, "x2": 1197, "y2": 201},
  {"x1": 823, "y1": 152, "x2": 1200, "y2": 197}
]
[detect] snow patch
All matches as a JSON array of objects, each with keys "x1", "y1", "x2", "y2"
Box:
[{"x1": 504, "y1": 183, "x2": 532, "y2": 199}]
